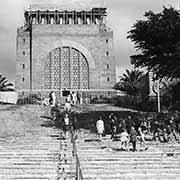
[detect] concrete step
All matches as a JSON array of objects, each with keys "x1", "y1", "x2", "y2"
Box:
[
  {"x1": 0, "y1": 136, "x2": 75, "y2": 180},
  {"x1": 79, "y1": 157, "x2": 177, "y2": 161},
  {"x1": 81, "y1": 164, "x2": 180, "y2": 169},
  {"x1": 80, "y1": 162, "x2": 180, "y2": 166},
  {"x1": 83, "y1": 172, "x2": 180, "y2": 179},
  {"x1": 82, "y1": 168, "x2": 180, "y2": 173},
  {"x1": 77, "y1": 133, "x2": 180, "y2": 180}
]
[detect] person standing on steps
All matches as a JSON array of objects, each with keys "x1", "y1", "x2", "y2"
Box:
[
  {"x1": 127, "y1": 116, "x2": 136, "y2": 134},
  {"x1": 77, "y1": 92, "x2": 81, "y2": 104},
  {"x1": 119, "y1": 119, "x2": 127, "y2": 133},
  {"x1": 72, "y1": 117, "x2": 78, "y2": 137},
  {"x1": 152, "y1": 117, "x2": 160, "y2": 141},
  {"x1": 169, "y1": 116, "x2": 178, "y2": 141},
  {"x1": 63, "y1": 113, "x2": 70, "y2": 139},
  {"x1": 65, "y1": 99, "x2": 71, "y2": 112},
  {"x1": 109, "y1": 113, "x2": 117, "y2": 140},
  {"x1": 49, "y1": 91, "x2": 56, "y2": 107},
  {"x1": 138, "y1": 127, "x2": 148, "y2": 151},
  {"x1": 96, "y1": 117, "x2": 105, "y2": 141},
  {"x1": 130, "y1": 126, "x2": 138, "y2": 152},
  {"x1": 72, "y1": 92, "x2": 77, "y2": 105},
  {"x1": 67, "y1": 93, "x2": 72, "y2": 104},
  {"x1": 120, "y1": 129, "x2": 129, "y2": 151},
  {"x1": 49, "y1": 91, "x2": 56, "y2": 119}
]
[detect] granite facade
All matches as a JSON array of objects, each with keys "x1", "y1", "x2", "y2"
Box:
[{"x1": 16, "y1": 24, "x2": 116, "y2": 91}]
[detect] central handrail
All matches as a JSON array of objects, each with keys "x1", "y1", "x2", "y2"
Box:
[{"x1": 70, "y1": 126, "x2": 83, "y2": 180}]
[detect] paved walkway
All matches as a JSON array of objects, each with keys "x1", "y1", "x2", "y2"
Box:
[{"x1": 73, "y1": 103, "x2": 138, "y2": 113}]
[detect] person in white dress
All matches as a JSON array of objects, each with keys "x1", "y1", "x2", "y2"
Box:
[
  {"x1": 96, "y1": 117, "x2": 105, "y2": 140},
  {"x1": 120, "y1": 129, "x2": 129, "y2": 151},
  {"x1": 72, "y1": 92, "x2": 77, "y2": 105},
  {"x1": 51, "y1": 91, "x2": 56, "y2": 107}
]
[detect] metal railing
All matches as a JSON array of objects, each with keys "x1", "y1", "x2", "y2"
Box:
[{"x1": 70, "y1": 126, "x2": 83, "y2": 180}]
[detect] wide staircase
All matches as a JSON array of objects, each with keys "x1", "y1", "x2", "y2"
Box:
[
  {"x1": 1, "y1": 105, "x2": 180, "y2": 180},
  {"x1": 0, "y1": 131, "x2": 76, "y2": 180},
  {"x1": 76, "y1": 130, "x2": 180, "y2": 180},
  {"x1": 0, "y1": 105, "x2": 76, "y2": 180}
]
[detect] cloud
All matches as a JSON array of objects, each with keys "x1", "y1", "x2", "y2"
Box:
[{"x1": 0, "y1": 0, "x2": 179, "y2": 83}]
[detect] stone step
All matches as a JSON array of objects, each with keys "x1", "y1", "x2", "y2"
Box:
[
  {"x1": 81, "y1": 165, "x2": 180, "y2": 169},
  {"x1": 76, "y1": 142, "x2": 180, "y2": 148},
  {"x1": 0, "y1": 169, "x2": 76, "y2": 174},
  {"x1": 80, "y1": 161, "x2": 180, "y2": 165},
  {"x1": 0, "y1": 153, "x2": 72, "y2": 158},
  {"x1": 77, "y1": 153, "x2": 163, "y2": 157},
  {"x1": 77, "y1": 151, "x2": 180, "y2": 157},
  {"x1": 4, "y1": 178, "x2": 74, "y2": 180},
  {"x1": 82, "y1": 168, "x2": 180, "y2": 173},
  {"x1": 79, "y1": 158, "x2": 168, "y2": 162},
  {"x1": 0, "y1": 174, "x2": 58, "y2": 178},
  {"x1": 83, "y1": 178, "x2": 178, "y2": 180},
  {"x1": 0, "y1": 151, "x2": 72, "y2": 155},
  {"x1": 83, "y1": 173, "x2": 180, "y2": 179},
  {"x1": 0, "y1": 164, "x2": 74, "y2": 170}
]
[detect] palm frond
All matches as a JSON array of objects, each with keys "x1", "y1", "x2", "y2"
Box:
[{"x1": 0, "y1": 74, "x2": 14, "y2": 92}]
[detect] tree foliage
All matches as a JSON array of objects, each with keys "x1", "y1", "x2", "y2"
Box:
[
  {"x1": 114, "y1": 69, "x2": 148, "y2": 99},
  {"x1": 0, "y1": 74, "x2": 15, "y2": 91},
  {"x1": 165, "y1": 81, "x2": 180, "y2": 107},
  {"x1": 127, "y1": 6, "x2": 180, "y2": 80}
]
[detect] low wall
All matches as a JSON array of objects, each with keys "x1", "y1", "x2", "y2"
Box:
[
  {"x1": 16, "y1": 89, "x2": 123, "y2": 105},
  {"x1": 0, "y1": 92, "x2": 18, "y2": 104}
]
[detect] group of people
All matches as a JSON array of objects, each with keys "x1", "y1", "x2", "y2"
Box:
[
  {"x1": 48, "y1": 91, "x2": 78, "y2": 139},
  {"x1": 96, "y1": 112, "x2": 180, "y2": 151},
  {"x1": 48, "y1": 91, "x2": 180, "y2": 151},
  {"x1": 60, "y1": 91, "x2": 82, "y2": 112},
  {"x1": 96, "y1": 115, "x2": 148, "y2": 151},
  {"x1": 64, "y1": 91, "x2": 82, "y2": 112},
  {"x1": 52, "y1": 111, "x2": 78, "y2": 139},
  {"x1": 48, "y1": 91, "x2": 81, "y2": 119},
  {"x1": 152, "y1": 115, "x2": 180, "y2": 142}
]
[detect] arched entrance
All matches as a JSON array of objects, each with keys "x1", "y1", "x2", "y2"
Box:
[{"x1": 43, "y1": 46, "x2": 89, "y2": 90}]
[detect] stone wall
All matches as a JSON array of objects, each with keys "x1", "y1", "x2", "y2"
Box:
[
  {"x1": 16, "y1": 30, "x2": 30, "y2": 90},
  {"x1": 16, "y1": 24, "x2": 116, "y2": 90}
]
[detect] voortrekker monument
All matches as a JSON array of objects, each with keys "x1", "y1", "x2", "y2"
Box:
[{"x1": 16, "y1": 0, "x2": 116, "y2": 96}]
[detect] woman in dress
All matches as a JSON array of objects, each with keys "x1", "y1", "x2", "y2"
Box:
[
  {"x1": 120, "y1": 129, "x2": 129, "y2": 151},
  {"x1": 96, "y1": 117, "x2": 105, "y2": 141}
]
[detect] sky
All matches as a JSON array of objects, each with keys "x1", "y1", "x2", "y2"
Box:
[{"x1": 0, "y1": 0, "x2": 179, "y2": 83}]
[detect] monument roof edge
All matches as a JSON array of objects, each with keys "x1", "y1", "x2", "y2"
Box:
[{"x1": 26, "y1": 3, "x2": 106, "y2": 11}]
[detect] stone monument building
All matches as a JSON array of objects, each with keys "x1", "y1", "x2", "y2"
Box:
[{"x1": 16, "y1": 2, "x2": 116, "y2": 96}]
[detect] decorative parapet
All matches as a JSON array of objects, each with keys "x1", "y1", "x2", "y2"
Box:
[{"x1": 24, "y1": 8, "x2": 107, "y2": 26}]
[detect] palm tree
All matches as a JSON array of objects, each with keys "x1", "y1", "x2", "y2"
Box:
[
  {"x1": 0, "y1": 74, "x2": 15, "y2": 91},
  {"x1": 114, "y1": 69, "x2": 145, "y2": 101}
]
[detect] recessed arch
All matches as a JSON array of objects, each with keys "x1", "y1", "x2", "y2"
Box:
[
  {"x1": 37, "y1": 39, "x2": 95, "y2": 70},
  {"x1": 43, "y1": 46, "x2": 89, "y2": 90}
]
